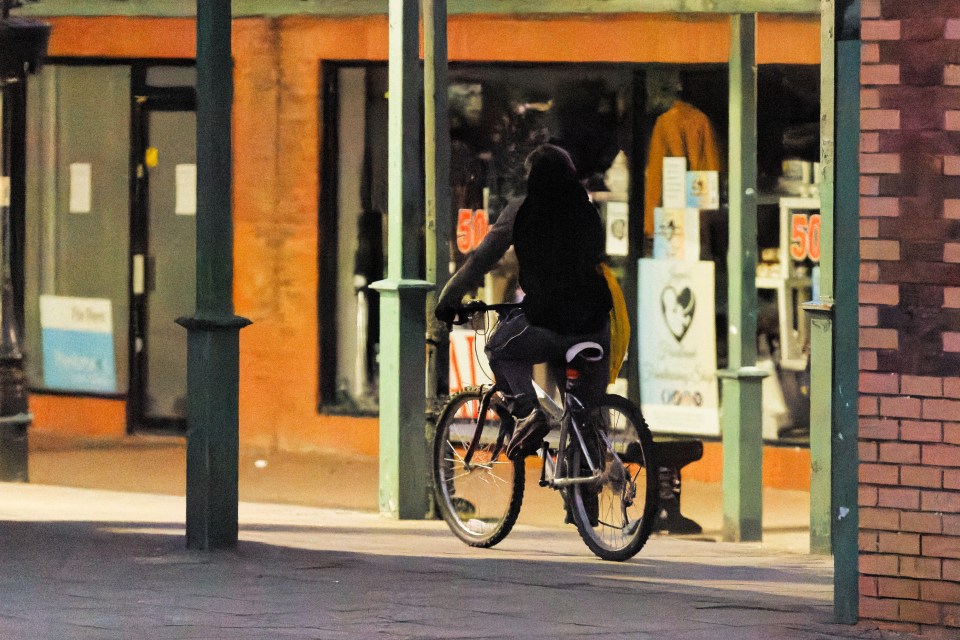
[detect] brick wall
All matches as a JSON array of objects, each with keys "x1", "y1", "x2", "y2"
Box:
[{"x1": 860, "y1": 0, "x2": 960, "y2": 634}]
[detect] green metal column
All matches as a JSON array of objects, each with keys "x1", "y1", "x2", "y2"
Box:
[
  {"x1": 719, "y1": 12, "x2": 765, "y2": 543},
  {"x1": 805, "y1": 0, "x2": 860, "y2": 622},
  {"x1": 806, "y1": 0, "x2": 837, "y2": 558},
  {"x1": 423, "y1": 0, "x2": 451, "y2": 402},
  {"x1": 831, "y1": 33, "x2": 860, "y2": 626},
  {"x1": 178, "y1": 0, "x2": 251, "y2": 550},
  {"x1": 371, "y1": 0, "x2": 433, "y2": 519}
]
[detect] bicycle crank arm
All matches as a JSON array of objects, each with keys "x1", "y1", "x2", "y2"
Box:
[
  {"x1": 622, "y1": 518, "x2": 642, "y2": 536},
  {"x1": 549, "y1": 473, "x2": 601, "y2": 488}
]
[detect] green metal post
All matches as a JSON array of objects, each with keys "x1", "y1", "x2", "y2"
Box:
[
  {"x1": 806, "y1": 0, "x2": 837, "y2": 558},
  {"x1": 719, "y1": 13, "x2": 765, "y2": 543},
  {"x1": 178, "y1": 0, "x2": 251, "y2": 550},
  {"x1": 423, "y1": 0, "x2": 451, "y2": 402},
  {"x1": 0, "y1": 74, "x2": 29, "y2": 484},
  {"x1": 831, "y1": 35, "x2": 860, "y2": 626},
  {"x1": 804, "y1": 0, "x2": 860, "y2": 622},
  {"x1": 371, "y1": 0, "x2": 433, "y2": 519}
]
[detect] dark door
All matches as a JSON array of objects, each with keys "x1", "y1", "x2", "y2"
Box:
[{"x1": 130, "y1": 69, "x2": 196, "y2": 431}]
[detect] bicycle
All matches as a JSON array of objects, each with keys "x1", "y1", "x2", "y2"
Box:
[{"x1": 432, "y1": 301, "x2": 659, "y2": 561}]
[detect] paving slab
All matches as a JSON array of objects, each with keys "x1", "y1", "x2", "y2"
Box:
[{"x1": 0, "y1": 483, "x2": 910, "y2": 640}]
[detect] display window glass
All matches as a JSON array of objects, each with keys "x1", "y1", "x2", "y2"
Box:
[{"x1": 320, "y1": 61, "x2": 819, "y2": 445}]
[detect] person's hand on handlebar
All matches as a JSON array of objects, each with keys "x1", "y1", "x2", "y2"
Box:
[
  {"x1": 434, "y1": 303, "x2": 457, "y2": 326},
  {"x1": 436, "y1": 300, "x2": 490, "y2": 327}
]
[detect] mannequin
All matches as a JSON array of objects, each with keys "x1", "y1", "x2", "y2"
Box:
[
  {"x1": 643, "y1": 70, "x2": 722, "y2": 238},
  {"x1": 644, "y1": 70, "x2": 720, "y2": 534}
]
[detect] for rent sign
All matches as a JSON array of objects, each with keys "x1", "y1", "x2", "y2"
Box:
[{"x1": 39, "y1": 295, "x2": 116, "y2": 393}]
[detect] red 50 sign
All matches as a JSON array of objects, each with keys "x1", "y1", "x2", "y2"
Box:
[
  {"x1": 789, "y1": 212, "x2": 821, "y2": 262},
  {"x1": 456, "y1": 208, "x2": 489, "y2": 254}
]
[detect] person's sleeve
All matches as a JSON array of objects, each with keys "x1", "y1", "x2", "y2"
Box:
[
  {"x1": 702, "y1": 115, "x2": 723, "y2": 172},
  {"x1": 437, "y1": 199, "x2": 519, "y2": 309},
  {"x1": 689, "y1": 110, "x2": 722, "y2": 172},
  {"x1": 644, "y1": 118, "x2": 667, "y2": 238}
]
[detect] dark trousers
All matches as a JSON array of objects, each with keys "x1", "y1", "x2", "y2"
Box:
[{"x1": 485, "y1": 308, "x2": 609, "y2": 417}]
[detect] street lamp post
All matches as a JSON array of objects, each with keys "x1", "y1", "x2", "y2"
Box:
[{"x1": 0, "y1": 0, "x2": 49, "y2": 481}]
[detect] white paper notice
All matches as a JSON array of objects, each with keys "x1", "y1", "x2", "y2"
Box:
[
  {"x1": 686, "y1": 170, "x2": 720, "y2": 210},
  {"x1": 662, "y1": 157, "x2": 687, "y2": 209},
  {"x1": 69, "y1": 163, "x2": 92, "y2": 213},
  {"x1": 605, "y1": 201, "x2": 629, "y2": 257},
  {"x1": 0, "y1": 176, "x2": 9, "y2": 207},
  {"x1": 175, "y1": 163, "x2": 197, "y2": 215},
  {"x1": 653, "y1": 208, "x2": 701, "y2": 261}
]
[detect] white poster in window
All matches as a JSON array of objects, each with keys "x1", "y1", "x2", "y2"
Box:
[
  {"x1": 69, "y1": 163, "x2": 92, "y2": 213},
  {"x1": 175, "y1": 163, "x2": 197, "y2": 215},
  {"x1": 0, "y1": 176, "x2": 9, "y2": 207},
  {"x1": 638, "y1": 259, "x2": 719, "y2": 436},
  {"x1": 662, "y1": 156, "x2": 687, "y2": 209},
  {"x1": 653, "y1": 208, "x2": 700, "y2": 261},
  {"x1": 605, "y1": 201, "x2": 629, "y2": 257},
  {"x1": 686, "y1": 170, "x2": 720, "y2": 210}
]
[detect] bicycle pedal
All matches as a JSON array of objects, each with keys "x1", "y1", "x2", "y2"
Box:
[{"x1": 623, "y1": 518, "x2": 642, "y2": 536}]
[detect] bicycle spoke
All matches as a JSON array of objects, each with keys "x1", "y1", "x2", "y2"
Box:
[
  {"x1": 433, "y1": 389, "x2": 525, "y2": 549},
  {"x1": 566, "y1": 395, "x2": 658, "y2": 561}
]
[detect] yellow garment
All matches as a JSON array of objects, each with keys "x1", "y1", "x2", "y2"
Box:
[
  {"x1": 644, "y1": 100, "x2": 722, "y2": 237},
  {"x1": 601, "y1": 263, "x2": 630, "y2": 384}
]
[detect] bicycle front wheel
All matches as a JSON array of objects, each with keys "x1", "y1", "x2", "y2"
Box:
[
  {"x1": 566, "y1": 394, "x2": 658, "y2": 561},
  {"x1": 433, "y1": 388, "x2": 524, "y2": 548}
]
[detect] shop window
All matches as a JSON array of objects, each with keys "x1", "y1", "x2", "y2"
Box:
[{"x1": 317, "y1": 61, "x2": 819, "y2": 444}]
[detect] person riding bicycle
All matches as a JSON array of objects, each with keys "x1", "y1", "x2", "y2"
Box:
[{"x1": 436, "y1": 144, "x2": 612, "y2": 460}]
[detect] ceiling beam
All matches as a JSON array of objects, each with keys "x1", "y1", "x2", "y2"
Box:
[{"x1": 16, "y1": 0, "x2": 819, "y2": 18}]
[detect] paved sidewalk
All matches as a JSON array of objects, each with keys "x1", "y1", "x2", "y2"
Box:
[{"x1": 0, "y1": 484, "x2": 906, "y2": 640}]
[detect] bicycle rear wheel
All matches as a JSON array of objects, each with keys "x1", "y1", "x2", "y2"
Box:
[
  {"x1": 566, "y1": 394, "x2": 658, "y2": 561},
  {"x1": 433, "y1": 388, "x2": 524, "y2": 548}
]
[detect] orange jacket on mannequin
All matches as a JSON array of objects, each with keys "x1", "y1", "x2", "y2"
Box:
[{"x1": 644, "y1": 100, "x2": 722, "y2": 237}]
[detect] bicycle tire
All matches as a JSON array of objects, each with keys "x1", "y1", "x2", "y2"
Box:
[
  {"x1": 566, "y1": 394, "x2": 659, "y2": 561},
  {"x1": 432, "y1": 388, "x2": 525, "y2": 548}
]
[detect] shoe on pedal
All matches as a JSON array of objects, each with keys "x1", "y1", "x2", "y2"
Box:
[{"x1": 506, "y1": 409, "x2": 550, "y2": 460}]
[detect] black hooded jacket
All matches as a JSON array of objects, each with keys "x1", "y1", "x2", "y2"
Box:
[{"x1": 513, "y1": 145, "x2": 612, "y2": 334}]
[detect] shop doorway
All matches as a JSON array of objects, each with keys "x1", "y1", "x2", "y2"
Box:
[
  {"x1": 129, "y1": 67, "x2": 197, "y2": 432},
  {"x1": 24, "y1": 62, "x2": 196, "y2": 433}
]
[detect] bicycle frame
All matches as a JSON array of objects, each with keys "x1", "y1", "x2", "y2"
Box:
[
  {"x1": 457, "y1": 377, "x2": 623, "y2": 492},
  {"x1": 539, "y1": 390, "x2": 606, "y2": 489},
  {"x1": 450, "y1": 301, "x2": 629, "y2": 493}
]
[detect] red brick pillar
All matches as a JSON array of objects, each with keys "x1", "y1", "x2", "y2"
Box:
[{"x1": 860, "y1": 0, "x2": 960, "y2": 634}]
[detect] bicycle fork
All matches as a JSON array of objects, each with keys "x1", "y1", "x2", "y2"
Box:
[{"x1": 462, "y1": 386, "x2": 512, "y2": 471}]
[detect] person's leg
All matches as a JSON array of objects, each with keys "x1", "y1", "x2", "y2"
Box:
[
  {"x1": 485, "y1": 310, "x2": 563, "y2": 458},
  {"x1": 485, "y1": 310, "x2": 562, "y2": 416}
]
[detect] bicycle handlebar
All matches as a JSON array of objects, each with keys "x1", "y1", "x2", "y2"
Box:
[{"x1": 449, "y1": 300, "x2": 522, "y2": 326}]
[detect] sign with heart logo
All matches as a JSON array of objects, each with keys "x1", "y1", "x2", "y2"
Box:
[
  {"x1": 638, "y1": 259, "x2": 719, "y2": 437},
  {"x1": 660, "y1": 285, "x2": 696, "y2": 343}
]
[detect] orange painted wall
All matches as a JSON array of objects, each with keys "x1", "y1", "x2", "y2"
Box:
[
  {"x1": 33, "y1": 13, "x2": 819, "y2": 461},
  {"x1": 682, "y1": 442, "x2": 812, "y2": 491},
  {"x1": 31, "y1": 394, "x2": 127, "y2": 438}
]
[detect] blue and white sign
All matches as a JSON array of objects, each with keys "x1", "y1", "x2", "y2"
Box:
[{"x1": 40, "y1": 295, "x2": 116, "y2": 393}]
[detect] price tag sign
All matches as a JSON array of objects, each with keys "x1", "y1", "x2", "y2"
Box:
[
  {"x1": 455, "y1": 208, "x2": 489, "y2": 254},
  {"x1": 789, "y1": 212, "x2": 821, "y2": 262}
]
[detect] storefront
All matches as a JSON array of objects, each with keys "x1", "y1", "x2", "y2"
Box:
[{"x1": 18, "y1": 10, "x2": 820, "y2": 458}]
